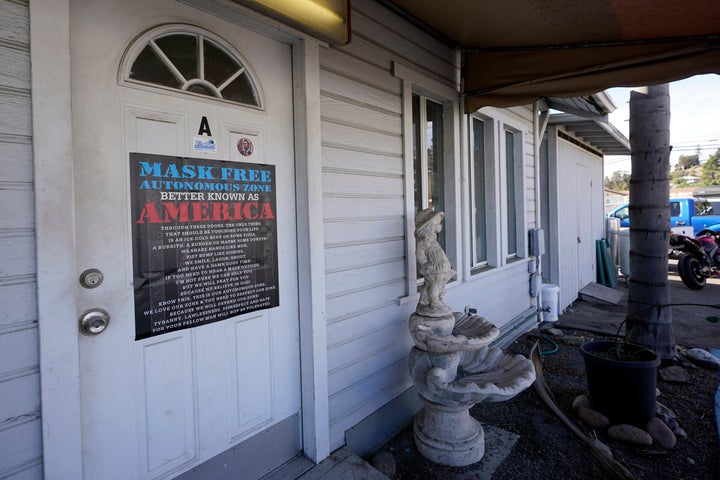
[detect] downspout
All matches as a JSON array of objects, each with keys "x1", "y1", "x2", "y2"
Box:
[{"x1": 532, "y1": 101, "x2": 550, "y2": 323}]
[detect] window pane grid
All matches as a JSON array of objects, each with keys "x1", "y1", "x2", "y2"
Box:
[
  {"x1": 425, "y1": 98, "x2": 445, "y2": 249},
  {"x1": 471, "y1": 118, "x2": 487, "y2": 265},
  {"x1": 412, "y1": 95, "x2": 423, "y2": 214},
  {"x1": 505, "y1": 130, "x2": 517, "y2": 257},
  {"x1": 127, "y1": 29, "x2": 260, "y2": 107}
]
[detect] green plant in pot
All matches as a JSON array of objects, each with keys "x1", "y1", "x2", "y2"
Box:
[
  {"x1": 580, "y1": 334, "x2": 660, "y2": 427},
  {"x1": 581, "y1": 309, "x2": 719, "y2": 427}
]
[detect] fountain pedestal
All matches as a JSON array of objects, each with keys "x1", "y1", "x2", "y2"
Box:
[{"x1": 414, "y1": 396, "x2": 485, "y2": 466}]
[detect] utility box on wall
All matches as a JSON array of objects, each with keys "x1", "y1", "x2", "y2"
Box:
[{"x1": 529, "y1": 228, "x2": 545, "y2": 257}]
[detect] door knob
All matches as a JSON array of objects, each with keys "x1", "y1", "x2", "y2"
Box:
[{"x1": 79, "y1": 308, "x2": 110, "y2": 335}]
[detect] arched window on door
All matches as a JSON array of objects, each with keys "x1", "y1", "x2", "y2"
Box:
[{"x1": 120, "y1": 24, "x2": 263, "y2": 108}]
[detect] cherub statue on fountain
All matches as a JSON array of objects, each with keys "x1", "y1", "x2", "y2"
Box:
[{"x1": 414, "y1": 208, "x2": 455, "y2": 317}]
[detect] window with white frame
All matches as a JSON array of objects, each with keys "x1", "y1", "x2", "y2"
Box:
[
  {"x1": 393, "y1": 62, "x2": 458, "y2": 299},
  {"x1": 121, "y1": 25, "x2": 263, "y2": 108},
  {"x1": 413, "y1": 93, "x2": 447, "y2": 249},
  {"x1": 504, "y1": 128, "x2": 519, "y2": 258},
  {"x1": 469, "y1": 112, "x2": 525, "y2": 271},
  {"x1": 470, "y1": 116, "x2": 488, "y2": 267}
]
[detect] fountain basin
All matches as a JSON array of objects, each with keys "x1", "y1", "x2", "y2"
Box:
[
  {"x1": 410, "y1": 346, "x2": 536, "y2": 407},
  {"x1": 409, "y1": 313, "x2": 500, "y2": 353}
]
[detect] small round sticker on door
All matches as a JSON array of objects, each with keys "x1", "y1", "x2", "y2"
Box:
[{"x1": 237, "y1": 137, "x2": 254, "y2": 157}]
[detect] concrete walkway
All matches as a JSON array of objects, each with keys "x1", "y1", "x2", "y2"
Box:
[
  {"x1": 260, "y1": 447, "x2": 389, "y2": 480},
  {"x1": 555, "y1": 258, "x2": 720, "y2": 350}
]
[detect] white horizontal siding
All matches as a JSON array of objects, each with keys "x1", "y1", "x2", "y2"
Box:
[
  {"x1": 325, "y1": 238, "x2": 404, "y2": 272},
  {"x1": 0, "y1": 230, "x2": 35, "y2": 277},
  {"x1": 0, "y1": 141, "x2": 33, "y2": 182},
  {"x1": 0, "y1": 280, "x2": 36, "y2": 328},
  {"x1": 328, "y1": 358, "x2": 413, "y2": 451},
  {"x1": 322, "y1": 169, "x2": 404, "y2": 197},
  {"x1": 0, "y1": 368, "x2": 40, "y2": 423},
  {"x1": 320, "y1": 0, "x2": 460, "y2": 450},
  {"x1": 323, "y1": 216, "x2": 404, "y2": 244},
  {"x1": 322, "y1": 194, "x2": 405, "y2": 219},
  {"x1": 350, "y1": 0, "x2": 456, "y2": 86},
  {"x1": 325, "y1": 281, "x2": 407, "y2": 322},
  {"x1": 524, "y1": 129, "x2": 538, "y2": 230},
  {"x1": 321, "y1": 92, "x2": 401, "y2": 135},
  {"x1": 0, "y1": 417, "x2": 42, "y2": 479},
  {"x1": 0, "y1": 45, "x2": 30, "y2": 91},
  {"x1": 327, "y1": 318, "x2": 408, "y2": 392},
  {"x1": 0, "y1": 1, "x2": 29, "y2": 44},
  {"x1": 0, "y1": 2, "x2": 41, "y2": 478},
  {"x1": 446, "y1": 261, "x2": 533, "y2": 328},
  {"x1": 0, "y1": 90, "x2": 31, "y2": 136},
  {"x1": 0, "y1": 188, "x2": 33, "y2": 230},
  {"x1": 326, "y1": 259, "x2": 406, "y2": 298}
]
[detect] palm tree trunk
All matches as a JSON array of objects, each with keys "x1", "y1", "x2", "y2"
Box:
[{"x1": 627, "y1": 84, "x2": 676, "y2": 359}]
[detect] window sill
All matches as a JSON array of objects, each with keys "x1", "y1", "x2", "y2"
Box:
[
  {"x1": 470, "y1": 264, "x2": 494, "y2": 276},
  {"x1": 505, "y1": 256, "x2": 525, "y2": 265},
  {"x1": 398, "y1": 293, "x2": 420, "y2": 306}
]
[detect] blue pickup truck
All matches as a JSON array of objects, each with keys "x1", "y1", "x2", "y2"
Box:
[{"x1": 607, "y1": 197, "x2": 720, "y2": 235}]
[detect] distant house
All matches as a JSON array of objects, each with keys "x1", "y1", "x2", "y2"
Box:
[
  {"x1": 605, "y1": 189, "x2": 629, "y2": 214},
  {"x1": 693, "y1": 186, "x2": 720, "y2": 211}
]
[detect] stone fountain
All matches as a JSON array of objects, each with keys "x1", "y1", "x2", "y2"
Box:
[{"x1": 409, "y1": 208, "x2": 536, "y2": 466}]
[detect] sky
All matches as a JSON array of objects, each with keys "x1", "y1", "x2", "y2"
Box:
[{"x1": 604, "y1": 74, "x2": 720, "y2": 175}]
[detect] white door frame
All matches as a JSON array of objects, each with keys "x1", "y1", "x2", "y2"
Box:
[{"x1": 30, "y1": 0, "x2": 329, "y2": 476}]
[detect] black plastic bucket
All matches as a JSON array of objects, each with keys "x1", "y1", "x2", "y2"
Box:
[{"x1": 580, "y1": 340, "x2": 660, "y2": 426}]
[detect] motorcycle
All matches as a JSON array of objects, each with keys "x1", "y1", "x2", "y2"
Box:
[{"x1": 669, "y1": 229, "x2": 720, "y2": 290}]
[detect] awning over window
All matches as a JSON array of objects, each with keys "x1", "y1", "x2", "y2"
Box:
[{"x1": 384, "y1": 0, "x2": 720, "y2": 112}]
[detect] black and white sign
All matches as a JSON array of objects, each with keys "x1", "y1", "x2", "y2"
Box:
[{"x1": 130, "y1": 152, "x2": 279, "y2": 340}]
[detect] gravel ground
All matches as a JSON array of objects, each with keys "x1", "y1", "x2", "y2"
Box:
[{"x1": 382, "y1": 329, "x2": 719, "y2": 480}]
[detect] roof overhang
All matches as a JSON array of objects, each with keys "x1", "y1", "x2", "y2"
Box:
[
  {"x1": 383, "y1": 1, "x2": 720, "y2": 112},
  {"x1": 549, "y1": 113, "x2": 630, "y2": 156}
]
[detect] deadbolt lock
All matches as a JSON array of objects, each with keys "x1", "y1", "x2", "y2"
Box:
[{"x1": 79, "y1": 268, "x2": 104, "y2": 289}]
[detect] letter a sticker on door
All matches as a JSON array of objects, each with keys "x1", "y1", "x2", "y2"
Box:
[{"x1": 129, "y1": 152, "x2": 279, "y2": 340}]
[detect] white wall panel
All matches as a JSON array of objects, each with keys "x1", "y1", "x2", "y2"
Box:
[
  {"x1": 325, "y1": 239, "x2": 404, "y2": 272},
  {"x1": 0, "y1": 231, "x2": 35, "y2": 277},
  {"x1": 0, "y1": 91, "x2": 31, "y2": 136},
  {"x1": 0, "y1": 7, "x2": 37, "y2": 477},
  {"x1": 328, "y1": 359, "x2": 412, "y2": 450},
  {"x1": 0, "y1": 370, "x2": 40, "y2": 425},
  {"x1": 0, "y1": 280, "x2": 36, "y2": 328},
  {"x1": 323, "y1": 218, "x2": 404, "y2": 245},
  {"x1": 0, "y1": 142, "x2": 33, "y2": 182},
  {"x1": 0, "y1": 46, "x2": 30, "y2": 90},
  {"x1": 349, "y1": 0, "x2": 457, "y2": 86},
  {"x1": 137, "y1": 335, "x2": 198, "y2": 476},
  {"x1": 0, "y1": 418, "x2": 42, "y2": 478},
  {"x1": 322, "y1": 144, "x2": 403, "y2": 175},
  {"x1": 0, "y1": 1, "x2": 29, "y2": 44},
  {"x1": 322, "y1": 195, "x2": 404, "y2": 219}
]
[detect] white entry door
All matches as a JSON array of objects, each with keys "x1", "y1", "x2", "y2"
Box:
[{"x1": 70, "y1": 1, "x2": 300, "y2": 478}]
